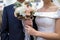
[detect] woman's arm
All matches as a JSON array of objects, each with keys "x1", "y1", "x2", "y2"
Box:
[
  {"x1": 37, "y1": 19, "x2": 60, "y2": 40},
  {"x1": 25, "y1": 19, "x2": 60, "y2": 40}
]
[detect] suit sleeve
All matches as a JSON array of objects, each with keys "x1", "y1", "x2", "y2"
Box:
[{"x1": 1, "y1": 7, "x2": 9, "y2": 40}]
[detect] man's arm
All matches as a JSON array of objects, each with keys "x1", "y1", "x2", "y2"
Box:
[{"x1": 1, "y1": 7, "x2": 9, "y2": 40}]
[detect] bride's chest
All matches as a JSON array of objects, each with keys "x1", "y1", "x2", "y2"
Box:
[{"x1": 35, "y1": 17, "x2": 55, "y2": 27}]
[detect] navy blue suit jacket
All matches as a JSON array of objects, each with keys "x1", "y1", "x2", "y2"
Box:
[
  {"x1": 1, "y1": 4, "x2": 25, "y2": 40},
  {"x1": 1, "y1": 4, "x2": 37, "y2": 40}
]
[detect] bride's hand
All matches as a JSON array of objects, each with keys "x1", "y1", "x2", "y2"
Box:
[
  {"x1": 24, "y1": 19, "x2": 33, "y2": 26},
  {"x1": 25, "y1": 25, "x2": 38, "y2": 36}
]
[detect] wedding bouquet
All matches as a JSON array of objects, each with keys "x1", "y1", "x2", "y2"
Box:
[
  {"x1": 14, "y1": 1, "x2": 36, "y2": 40},
  {"x1": 14, "y1": 1, "x2": 35, "y2": 20}
]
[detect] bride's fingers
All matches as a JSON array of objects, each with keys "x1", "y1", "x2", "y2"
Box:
[
  {"x1": 25, "y1": 25, "x2": 32, "y2": 30},
  {"x1": 25, "y1": 25, "x2": 30, "y2": 28},
  {"x1": 25, "y1": 27, "x2": 28, "y2": 31},
  {"x1": 25, "y1": 25, "x2": 29, "y2": 32},
  {"x1": 24, "y1": 19, "x2": 33, "y2": 26}
]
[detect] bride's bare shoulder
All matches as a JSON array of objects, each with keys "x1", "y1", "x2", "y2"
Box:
[
  {"x1": 37, "y1": 5, "x2": 59, "y2": 12},
  {"x1": 50, "y1": 5, "x2": 59, "y2": 11}
]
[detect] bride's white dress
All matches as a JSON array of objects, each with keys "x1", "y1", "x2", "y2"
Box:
[
  {"x1": 34, "y1": 9, "x2": 60, "y2": 40},
  {"x1": 22, "y1": 9, "x2": 60, "y2": 40}
]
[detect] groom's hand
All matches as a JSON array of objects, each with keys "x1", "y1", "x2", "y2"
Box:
[{"x1": 24, "y1": 19, "x2": 33, "y2": 27}]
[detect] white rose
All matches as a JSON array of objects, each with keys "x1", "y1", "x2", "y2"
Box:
[{"x1": 14, "y1": 5, "x2": 27, "y2": 17}]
